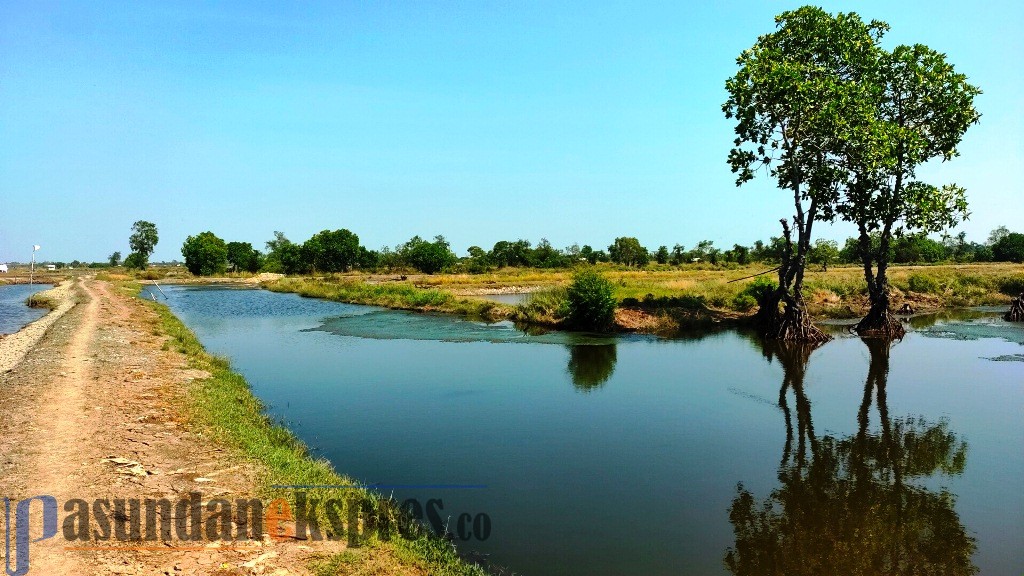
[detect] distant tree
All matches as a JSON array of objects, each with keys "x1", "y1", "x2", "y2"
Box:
[
  {"x1": 993, "y1": 232, "x2": 1024, "y2": 262},
  {"x1": 580, "y1": 245, "x2": 598, "y2": 265},
  {"x1": 533, "y1": 238, "x2": 565, "y2": 268},
  {"x1": 608, "y1": 237, "x2": 649, "y2": 267},
  {"x1": 127, "y1": 221, "x2": 159, "y2": 270},
  {"x1": 302, "y1": 229, "x2": 361, "y2": 273},
  {"x1": 181, "y1": 231, "x2": 228, "y2": 276},
  {"x1": 489, "y1": 239, "x2": 533, "y2": 268},
  {"x1": 123, "y1": 252, "x2": 146, "y2": 270},
  {"x1": 357, "y1": 246, "x2": 380, "y2": 270},
  {"x1": 564, "y1": 243, "x2": 582, "y2": 262},
  {"x1": 400, "y1": 235, "x2": 457, "y2": 274},
  {"x1": 987, "y1": 226, "x2": 1010, "y2": 246},
  {"x1": 730, "y1": 244, "x2": 750, "y2": 265},
  {"x1": 670, "y1": 244, "x2": 686, "y2": 265},
  {"x1": 263, "y1": 232, "x2": 305, "y2": 274},
  {"x1": 690, "y1": 240, "x2": 716, "y2": 263},
  {"x1": 226, "y1": 241, "x2": 261, "y2": 273},
  {"x1": 655, "y1": 246, "x2": 670, "y2": 265},
  {"x1": 808, "y1": 240, "x2": 839, "y2": 270},
  {"x1": 108, "y1": 251, "x2": 122, "y2": 267},
  {"x1": 892, "y1": 234, "x2": 947, "y2": 263}
]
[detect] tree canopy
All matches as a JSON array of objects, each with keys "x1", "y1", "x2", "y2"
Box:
[
  {"x1": 181, "y1": 231, "x2": 228, "y2": 276},
  {"x1": 607, "y1": 237, "x2": 649, "y2": 267},
  {"x1": 302, "y1": 229, "x2": 361, "y2": 273},
  {"x1": 226, "y1": 241, "x2": 261, "y2": 273},
  {"x1": 126, "y1": 220, "x2": 159, "y2": 270}
]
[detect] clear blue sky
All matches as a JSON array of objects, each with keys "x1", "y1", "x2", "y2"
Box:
[{"x1": 2, "y1": 1, "x2": 1021, "y2": 263}]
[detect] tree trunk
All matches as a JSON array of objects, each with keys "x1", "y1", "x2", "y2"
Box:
[
  {"x1": 759, "y1": 290, "x2": 830, "y2": 342},
  {"x1": 1006, "y1": 293, "x2": 1024, "y2": 322},
  {"x1": 855, "y1": 287, "x2": 906, "y2": 339},
  {"x1": 753, "y1": 219, "x2": 830, "y2": 343}
]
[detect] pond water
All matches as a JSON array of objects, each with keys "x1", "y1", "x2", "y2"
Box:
[
  {"x1": 146, "y1": 285, "x2": 1024, "y2": 575},
  {"x1": 473, "y1": 292, "x2": 532, "y2": 305},
  {"x1": 0, "y1": 284, "x2": 51, "y2": 334}
]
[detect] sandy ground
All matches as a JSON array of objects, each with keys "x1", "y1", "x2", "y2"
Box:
[{"x1": 0, "y1": 277, "x2": 339, "y2": 575}]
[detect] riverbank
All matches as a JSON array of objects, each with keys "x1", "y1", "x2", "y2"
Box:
[
  {"x1": 257, "y1": 263, "x2": 1023, "y2": 335},
  {"x1": 0, "y1": 277, "x2": 488, "y2": 576},
  {"x1": 0, "y1": 280, "x2": 76, "y2": 372}
]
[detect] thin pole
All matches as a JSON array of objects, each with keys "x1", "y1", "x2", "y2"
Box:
[
  {"x1": 726, "y1": 266, "x2": 781, "y2": 284},
  {"x1": 30, "y1": 249, "x2": 35, "y2": 285}
]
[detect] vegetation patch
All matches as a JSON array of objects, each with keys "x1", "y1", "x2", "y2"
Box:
[
  {"x1": 265, "y1": 277, "x2": 512, "y2": 321},
  {"x1": 564, "y1": 269, "x2": 617, "y2": 331}
]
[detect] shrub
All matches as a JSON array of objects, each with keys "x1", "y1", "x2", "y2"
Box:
[
  {"x1": 565, "y1": 269, "x2": 616, "y2": 331},
  {"x1": 732, "y1": 293, "x2": 757, "y2": 311},
  {"x1": 740, "y1": 276, "x2": 778, "y2": 303},
  {"x1": 998, "y1": 274, "x2": 1024, "y2": 296},
  {"x1": 907, "y1": 273, "x2": 940, "y2": 294}
]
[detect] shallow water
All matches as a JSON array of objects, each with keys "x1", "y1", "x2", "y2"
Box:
[
  {"x1": 0, "y1": 284, "x2": 51, "y2": 334},
  {"x1": 474, "y1": 292, "x2": 532, "y2": 305},
  {"x1": 148, "y1": 285, "x2": 1024, "y2": 575}
]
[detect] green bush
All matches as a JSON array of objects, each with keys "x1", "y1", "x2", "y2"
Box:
[
  {"x1": 732, "y1": 293, "x2": 758, "y2": 311},
  {"x1": 907, "y1": 273, "x2": 940, "y2": 294},
  {"x1": 565, "y1": 269, "x2": 617, "y2": 331},
  {"x1": 740, "y1": 276, "x2": 778, "y2": 302},
  {"x1": 998, "y1": 274, "x2": 1024, "y2": 296}
]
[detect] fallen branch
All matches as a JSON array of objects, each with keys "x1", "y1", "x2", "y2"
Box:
[{"x1": 727, "y1": 266, "x2": 781, "y2": 284}]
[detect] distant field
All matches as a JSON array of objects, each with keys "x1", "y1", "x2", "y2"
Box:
[{"x1": 260, "y1": 262, "x2": 1023, "y2": 321}]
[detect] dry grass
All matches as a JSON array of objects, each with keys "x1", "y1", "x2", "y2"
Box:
[{"x1": 317, "y1": 262, "x2": 1021, "y2": 320}]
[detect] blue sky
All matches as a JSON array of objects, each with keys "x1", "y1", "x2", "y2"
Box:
[{"x1": 1, "y1": 1, "x2": 1021, "y2": 262}]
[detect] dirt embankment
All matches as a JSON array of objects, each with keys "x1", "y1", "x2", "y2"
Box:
[{"x1": 0, "y1": 278, "x2": 339, "y2": 575}]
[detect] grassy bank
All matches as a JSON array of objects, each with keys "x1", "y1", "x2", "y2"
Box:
[
  {"x1": 128, "y1": 281, "x2": 488, "y2": 576},
  {"x1": 259, "y1": 264, "x2": 1022, "y2": 335},
  {"x1": 264, "y1": 276, "x2": 514, "y2": 320}
]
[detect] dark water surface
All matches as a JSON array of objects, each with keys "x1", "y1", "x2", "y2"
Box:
[
  {"x1": 148, "y1": 285, "x2": 1024, "y2": 575},
  {"x1": 0, "y1": 284, "x2": 51, "y2": 334}
]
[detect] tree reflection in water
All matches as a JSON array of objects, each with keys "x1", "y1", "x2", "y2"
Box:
[
  {"x1": 565, "y1": 344, "x2": 617, "y2": 391},
  {"x1": 725, "y1": 338, "x2": 976, "y2": 575}
]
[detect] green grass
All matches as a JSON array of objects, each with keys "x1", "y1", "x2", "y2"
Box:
[
  {"x1": 265, "y1": 277, "x2": 512, "y2": 321},
  {"x1": 26, "y1": 293, "x2": 59, "y2": 310},
  {"x1": 267, "y1": 264, "x2": 1020, "y2": 331},
  {"x1": 510, "y1": 286, "x2": 568, "y2": 325},
  {"x1": 130, "y1": 281, "x2": 488, "y2": 576}
]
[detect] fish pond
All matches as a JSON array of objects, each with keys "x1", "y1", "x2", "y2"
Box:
[
  {"x1": 0, "y1": 284, "x2": 51, "y2": 335},
  {"x1": 147, "y1": 285, "x2": 1024, "y2": 576}
]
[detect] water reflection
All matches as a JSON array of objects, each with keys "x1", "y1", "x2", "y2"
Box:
[
  {"x1": 565, "y1": 344, "x2": 617, "y2": 391},
  {"x1": 725, "y1": 339, "x2": 976, "y2": 575}
]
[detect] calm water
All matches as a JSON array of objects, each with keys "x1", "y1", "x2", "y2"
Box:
[
  {"x1": 0, "y1": 284, "x2": 51, "y2": 334},
  {"x1": 148, "y1": 285, "x2": 1024, "y2": 575}
]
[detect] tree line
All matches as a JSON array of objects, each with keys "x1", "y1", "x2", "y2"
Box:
[{"x1": 170, "y1": 225, "x2": 1023, "y2": 277}]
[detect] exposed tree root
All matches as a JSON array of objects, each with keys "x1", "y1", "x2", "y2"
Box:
[
  {"x1": 758, "y1": 291, "x2": 831, "y2": 343},
  {"x1": 1006, "y1": 293, "x2": 1024, "y2": 322},
  {"x1": 854, "y1": 301, "x2": 906, "y2": 340}
]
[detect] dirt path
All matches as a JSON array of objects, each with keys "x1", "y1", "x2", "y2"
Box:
[{"x1": 0, "y1": 278, "x2": 333, "y2": 575}]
